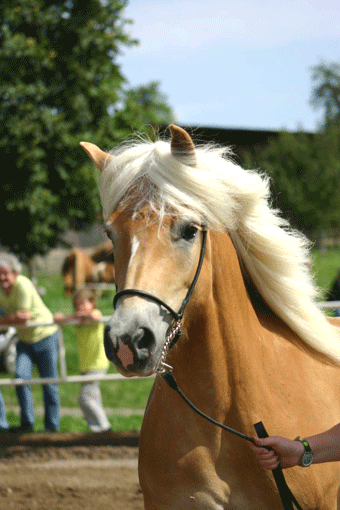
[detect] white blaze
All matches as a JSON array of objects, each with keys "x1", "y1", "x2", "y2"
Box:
[{"x1": 128, "y1": 235, "x2": 140, "y2": 268}]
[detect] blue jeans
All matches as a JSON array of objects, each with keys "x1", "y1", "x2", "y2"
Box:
[
  {"x1": 15, "y1": 331, "x2": 60, "y2": 431},
  {"x1": 0, "y1": 390, "x2": 9, "y2": 430}
]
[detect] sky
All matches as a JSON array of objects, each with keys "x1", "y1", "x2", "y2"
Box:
[{"x1": 119, "y1": 0, "x2": 340, "y2": 132}]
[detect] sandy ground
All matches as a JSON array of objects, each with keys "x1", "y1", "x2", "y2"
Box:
[{"x1": 0, "y1": 431, "x2": 143, "y2": 510}]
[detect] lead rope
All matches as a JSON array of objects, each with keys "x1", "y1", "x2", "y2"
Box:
[
  {"x1": 160, "y1": 369, "x2": 303, "y2": 510},
  {"x1": 114, "y1": 224, "x2": 302, "y2": 509}
]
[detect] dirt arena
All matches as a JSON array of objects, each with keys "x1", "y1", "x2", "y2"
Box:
[{"x1": 0, "y1": 431, "x2": 143, "y2": 510}]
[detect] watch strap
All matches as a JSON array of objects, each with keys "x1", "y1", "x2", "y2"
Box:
[
  {"x1": 294, "y1": 436, "x2": 312, "y2": 453},
  {"x1": 294, "y1": 436, "x2": 313, "y2": 467}
]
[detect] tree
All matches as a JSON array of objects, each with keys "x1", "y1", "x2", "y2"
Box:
[
  {"x1": 243, "y1": 129, "x2": 340, "y2": 240},
  {"x1": 115, "y1": 81, "x2": 174, "y2": 133},
  {"x1": 310, "y1": 61, "x2": 340, "y2": 128},
  {"x1": 242, "y1": 60, "x2": 340, "y2": 241},
  {"x1": 0, "y1": 0, "x2": 174, "y2": 261}
]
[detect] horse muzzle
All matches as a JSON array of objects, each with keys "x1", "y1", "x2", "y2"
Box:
[{"x1": 104, "y1": 314, "x2": 165, "y2": 377}]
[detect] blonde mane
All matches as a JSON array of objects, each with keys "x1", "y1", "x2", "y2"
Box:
[{"x1": 100, "y1": 137, "x2": 340, "y2": 363}]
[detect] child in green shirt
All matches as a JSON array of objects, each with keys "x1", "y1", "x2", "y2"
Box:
[{"x1": 54, "y1": 289, "x2": 111, "y2": 433}]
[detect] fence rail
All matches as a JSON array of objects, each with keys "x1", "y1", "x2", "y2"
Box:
[
  {"x1": 0, "y1": 373, "x2": 145, "y2": 387},
  {"x1": 0, "y1": 315, "x2": 154, "y2": 387},
  {"x1": 317, "y1": 301, "x2": 340, "y2": 310},
  {"x1": 1, "y1": 302, "x2": 340, "y2": 387}
]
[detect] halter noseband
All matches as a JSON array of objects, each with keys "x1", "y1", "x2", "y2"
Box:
[
  {"x1": 113, "y1": 229, "x2": 208, "y2": 356},
  {"x1": 113, "y1": 227, "x2": 302, "y2": 509}
]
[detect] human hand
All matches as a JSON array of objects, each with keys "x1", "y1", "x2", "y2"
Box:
[
  {"x1": 13, "y1": 310, "x2": 30, "y2": 324},
  {"x1": 89, "y1": 309, "x2": 101, "y2": 321},
  {"x1": 74, "y1": 310, "x2": 91, "y2": 322},
  {"x1": 250, "y1": 436, "x2": 304, "y2": 470},
  {"x1": 74, "y1": 309, "x2": 101, "y2": 322},
  {"x1": 53, "y1": 313, "x2": 67, "y2": 324}
]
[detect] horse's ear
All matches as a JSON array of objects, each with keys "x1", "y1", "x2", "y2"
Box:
[
  {"x1": 169, "y1": 124, "x2": 196, "y2": 167},
  {"x1": 80, "y1": 142, "x2": 113, "y2": 173}
]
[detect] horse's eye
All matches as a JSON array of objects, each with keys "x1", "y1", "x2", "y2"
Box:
[
  {"x1": 181, "y1": 225, "x2": 198, "y2": 241},
  {"x1": 105, "y1": 229, "x2": 113, "y2": 242}
]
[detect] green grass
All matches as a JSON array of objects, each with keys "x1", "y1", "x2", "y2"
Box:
[
  {"x1": 0, "y1": 271, "x2": 154, "y2": 431},
  {"x1": 0, "y1": 378, "x2": 154, "y2": 410},
  {"x1": 33, "y1": 273, "x2": 153, "y2": 409},
  {"x1": 6, "y1": 409, "x2": 143, "y2": 432},
  {"x1": 311, "y1": 248, "x2": 340, "y2": 299},
  {"x1": 2, "y1": 247, "x2": 340, "y2": 432}
]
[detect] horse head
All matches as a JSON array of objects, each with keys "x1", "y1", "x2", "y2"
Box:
[
  {"x1": 80, "y1": 126, "x2": 207, "y2": 377},
  {"x1": 81, "y1": 124, "x2": 340, "y2": 378}
]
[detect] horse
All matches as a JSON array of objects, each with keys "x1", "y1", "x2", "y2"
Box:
[
  {"x1": 80, "y1": 125, "x2": 340, "y2": 509},
  {"x1": 62, "y1": 245, "x2": 115, "y2": 295},
  {"x1": 88, "y1": 240, "x2": 115, "y2": 286},
  {"x1": 90, "y1": 240, "x2": 115, "y2": 264}
]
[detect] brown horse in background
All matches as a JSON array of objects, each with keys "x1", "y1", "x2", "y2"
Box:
[
  {"x1": 62, "y1": 242, "x2": 115, "y2": 295},
  {"x1": 81, "y1": 125, "x2": 340, "y2": 509}
]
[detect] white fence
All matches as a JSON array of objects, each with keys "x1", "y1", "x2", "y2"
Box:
[
  {"x1": 317, "y1": 301, "x2": 340, "y2": 310},
  {"x1": 1, "y1": 301, "x2": 340, "y2": 388},
  {"x1": 0, "y1": 316, "x2": 154, "y2": 387}
]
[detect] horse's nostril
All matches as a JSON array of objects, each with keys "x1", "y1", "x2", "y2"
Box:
[
  {"x1": 136, "y1": 328, "x2": 155, "y2": 351},
  {"x1": 104, "y1": 326, "x2": 115, "y2": 361}
]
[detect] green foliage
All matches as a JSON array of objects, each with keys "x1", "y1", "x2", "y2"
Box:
[
  {"x1": 244, "y1": 128, "x2": 340, "y2": 239},
  {"x1": 114, "y1": 81, "x2": 174, "y2": 135},
  {"x1": 242, "y1": 60, "x2": 340, "y2": 241},
  {"x1": 0, "y1": 0, "x2": 174, "y2": 260},
  {"x1": 310, "y1": 60, "x2": 340, "y2": 128}
]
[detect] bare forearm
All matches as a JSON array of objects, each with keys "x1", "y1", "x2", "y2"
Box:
[
  {"x1": 53, "y1": 312, "x2": 77, "y2": 324},
  {"x1": 75, "y1": 310, "x2": 101, "y2": 322},
  {"x1": 0, "y1": 315, "x2": 15, "y2": 325},
  {"x1": 252, "y1": 423, "x2": 340, "y2": 470},
  {"x1": 307, "y1": 424, "x2": 340, "y2": 464},
  {"x1": 0, "y1": 311, "x2": 29, "y2": 325}
]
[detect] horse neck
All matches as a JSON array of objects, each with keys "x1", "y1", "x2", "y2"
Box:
[{"x1": 169, "y1": 230, "x2": 263, "y2": 412}]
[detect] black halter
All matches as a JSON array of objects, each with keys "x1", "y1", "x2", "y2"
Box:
[
  {"x1": 113, "y1": 227, "x2": 302, "y2": 510},
  {"x1": 113, "y1": 229, "x2": 208, "y2": 341}
]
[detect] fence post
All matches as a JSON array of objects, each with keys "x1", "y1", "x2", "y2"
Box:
[{"x1": 57, "y1": 326, "x2": 67, "y2": 380}]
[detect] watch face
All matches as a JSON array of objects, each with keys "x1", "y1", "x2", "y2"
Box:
[{"x1": 302, "y1": 452, "x2": 313, "y2": 467}]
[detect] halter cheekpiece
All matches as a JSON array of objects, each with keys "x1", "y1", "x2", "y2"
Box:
[{"x1": 113, "y1": 229, "x2": 208, "y2": 371}]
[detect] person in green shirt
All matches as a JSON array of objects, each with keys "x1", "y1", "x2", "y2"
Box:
[
  {"x1": 0, "y1": 253, "x2": 59, "y2": 432},
  {"x1": 54, "y1": 288, "x2": 111, "y2": 432}
]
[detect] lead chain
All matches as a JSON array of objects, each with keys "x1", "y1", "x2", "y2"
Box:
[{"x1": 158, "y1": 320, "x2": 182, "y2": 373}]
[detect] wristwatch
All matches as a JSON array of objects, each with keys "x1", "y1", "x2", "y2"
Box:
[{"x1": 294, "y1": 436, "x2": 313, "y2": 467}]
